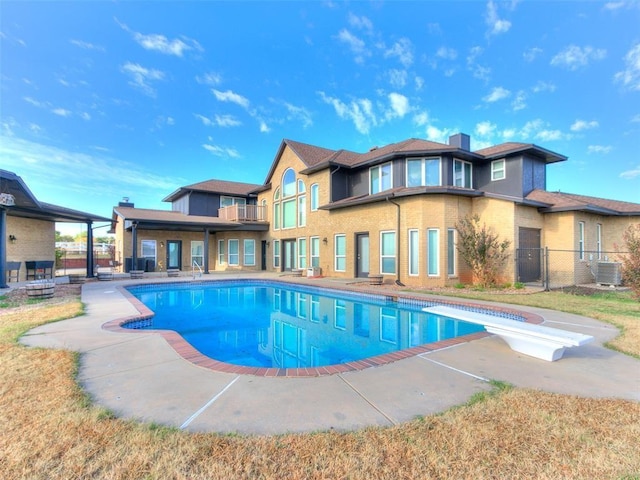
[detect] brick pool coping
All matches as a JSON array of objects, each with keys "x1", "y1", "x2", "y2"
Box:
[{"x1": 102, "y1": 278, "x2": 544, "y2": 378}]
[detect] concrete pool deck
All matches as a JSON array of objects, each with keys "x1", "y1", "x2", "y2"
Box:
[{"x1": 19, "y1": 273, "x2": 640, "y2": 435}]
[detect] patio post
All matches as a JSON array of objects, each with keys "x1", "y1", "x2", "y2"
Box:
[
  {"x1": 131, "y1": 222, "x2": 138, "y2": 271},
  {"x1": 0, "y1": 207, "x2": 7, "y2": 289},
  {"x1": 203, "y1": 228, "x2": 210, "y2": 274},
  {"x1": 86, "y1": 221, "x2": 95, "y2": 278}
]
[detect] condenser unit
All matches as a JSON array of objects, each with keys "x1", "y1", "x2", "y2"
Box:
[{"x1": 596, "y1": 262, "x2": 622, "y2": 286}]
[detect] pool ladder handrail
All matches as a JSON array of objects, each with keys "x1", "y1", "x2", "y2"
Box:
[{"x1": 192, "y1": 260, "x2": 203, "y2": 279}]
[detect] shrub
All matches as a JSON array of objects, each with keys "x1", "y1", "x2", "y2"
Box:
[
  {"x1": 455, "y1": 214, "x2": 511, "y2": 288},
  {"x1": 618, "y1": 224, "x2": 640, "y2": 300}
]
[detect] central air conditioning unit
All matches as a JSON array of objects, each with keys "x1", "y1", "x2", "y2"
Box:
[{"x1": 596, "y1": 262, "x2": 622, "y2": 286}]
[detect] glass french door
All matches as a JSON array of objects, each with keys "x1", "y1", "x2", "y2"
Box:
[{"x1": 167, "y1": 240, "x2": 182, "y2": 270}]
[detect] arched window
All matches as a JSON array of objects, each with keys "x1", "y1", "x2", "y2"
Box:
[
  {"x1": 274, "y1": 170, "x2": 306, "y2": 230},
  {"x1": 282, "y1": 169, "x2": 296, "y2": 197}
]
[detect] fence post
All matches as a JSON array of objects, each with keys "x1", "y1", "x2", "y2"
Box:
[{"x1": 544, "y1": 247, "x2": 550, "y2": 291}]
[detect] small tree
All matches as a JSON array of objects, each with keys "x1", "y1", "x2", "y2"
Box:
[
  {"x1": 455, "y1": 214, "x2": 511, "y2": 287},
  {"x1": 618, "y1": 223, "x2": 640, "y2": 300}
]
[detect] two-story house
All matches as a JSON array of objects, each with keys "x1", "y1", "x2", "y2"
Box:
[{"x1": 111, "y1": 134, "x2": 640, "y2": 287}]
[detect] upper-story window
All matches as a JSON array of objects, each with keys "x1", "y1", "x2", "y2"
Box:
[
  {"x1": 310, "y1": 183, "x2": 319, "y2": 211},
  {"x1": 491, "y1": 159, "x2": 506, "y2": 181},
  {"x1": 283, "y1": 169, "x2": 296, "y2": 197},
  {"x1": 370, "y1": 162, "x2": 392, "y2": 194},
  {"x1": 220, "y1": 196, "x2": 247, "y2": 208},
  {"x1": 407, "y1": 158, "x2": 441, "y2": 187},
  {"x1": 453, "y1": 159, "x2": 472, "y2": 188},
  {"x1": 275, "y1": 169, "x2": 306, "y2": 230}
]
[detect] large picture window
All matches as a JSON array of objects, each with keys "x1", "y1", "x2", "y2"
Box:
[
  {"x1": 218, "y1": 239, "x2": 225, "y2": 266},
  {"x1": 310, "y1": 236, "x2": 320, "y2": 267},
  {"x1": 370, "y1": 162, "x2": 392, "y2": 194},
  {"x1": 407, "y1": 158, "x2": 441, "y2": 187},
  {"x1": 228, "y1": 239, "x2": 239, "y2": 266},
  {"x1": 274, "y1": 169, "x2": 305, "y2": 230},
  {"x1": 380, "y1": 231, "x2": 396, "y2": 274},
  {"x1": 334, "y1": 234, "x2": 346, "y2": 272},
  {"x1": 191, "y1": 241, "x2": 204, "y2": 268},
  {"x1": 427, "y1": 229, "x2": 439, "y2": 276},
  {"x1": 220, "y1": 196, "x2": 247, "y2": 208},
  {"x1": 409, "y1": 229, "x2": 419, "y2": 276},
  {"x1": 310, "y1": 184, "x2": 319, "y2": 211},
  {"x1": 298, "y1": 238, "x2": 307, "y2": 269}
]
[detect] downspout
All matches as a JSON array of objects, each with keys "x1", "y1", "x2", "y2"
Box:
[{"x1": 386, "y1": 195, "x2": 404, "y2": 286}]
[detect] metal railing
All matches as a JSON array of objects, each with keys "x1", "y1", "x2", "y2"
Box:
[{"x1": 192, "y1": 260, "x2": 203, "y2": 279}]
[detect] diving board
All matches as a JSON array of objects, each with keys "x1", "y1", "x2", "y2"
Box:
[{"x1": 422, "y1": 305, "x2": 594, "y2": 361}]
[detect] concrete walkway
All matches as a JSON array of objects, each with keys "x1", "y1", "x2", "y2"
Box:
[{"x1": 19, "y1": 274, "x2": 640, "y2": 435}]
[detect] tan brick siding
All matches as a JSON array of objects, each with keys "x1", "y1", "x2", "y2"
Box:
[{"x1": 5, "y1": 216, "x2": 55, "y2": 281}]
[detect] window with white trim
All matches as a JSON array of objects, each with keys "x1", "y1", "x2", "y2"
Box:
[
  {"x1": 298, "y1": 195, "x2": 306, "y2": 226},
  {"x1": 370, "y1": 162, "x2": 392, "y2": 194},
  {"x1": 141, "y1": 240, "x2": 156, "y2": 263},
  {"x1": 491, "y1": 159, "x2": 505, "y2": 181},
  {"x1": 220, "y1": 196, "x2": 247, "y2": 208},
  {"x1": 228, "y1": 239, "x2": 239, "y2": 266},
  {"x1": 273, "y1": 188, "x2": 281, "y2": 230},
  {"x1": 218, "y1": 239, "x2": 225, "y2": 266},
  {"x1": 380, "y1": 231, "x2": 396, "y2": 274},
  {"x1": 453, "y1": 159, "x2": 472, "y2": 188},
  {"x1": 578, "y1": 221, "x2": 585, "y2": 260},
  {"x1": 427, "y1": 228, "x2": 439, "y2": 276},
  {"x1": 596, "y1": 223, "x2": 602, "y2": 259},
  {"x1": 310, "y1": 183, "x2": 319, "y2": 211},
  {"x1": 447, "y1": 228, "x2": 456, "y2": 276},
  {"x1": 334, "y1": 234, "x2": 346, "y2": 272},
  {"x1": 243, "y1": 239, "x2": 255, "y2": 266},
  {"x1": 298, "y1": 238, "x2": 307, "y2": 269},
  {"x1": 274, "y1": 169, "x2": 306, "y2": 230},
  {"x1": 408, "y1": 229, "x2": 419, "y2": 276},
  {"x1": 407, "y1": 158, "x2": 441, "y2": 187},
  {"x1": 273, "y1": 240, "x2": 280, "y2": 268},
  {"x1": 191, "y1": 241, "x2": 204, "y2": 268},
  {"x1": 310, "y1": 236, "x2": 320, "y2": 267}
]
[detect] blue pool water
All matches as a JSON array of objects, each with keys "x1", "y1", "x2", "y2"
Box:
[{"x1": 125, "y1": 281, "x2": 485, "y2": 369}]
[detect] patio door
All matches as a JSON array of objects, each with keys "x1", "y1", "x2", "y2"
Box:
[
  {"x1": 517, "y1": 228, "x2": 541, "y2": 283},
  {"x1": 355, "y1": 233, "x2": 370, "y2": 278},
  {"x1": 283, "y1": 239, "x2": 296, "y2": 271},
  {"x1": 167, "y1": 240, "x2": 182, "y2": 270}
]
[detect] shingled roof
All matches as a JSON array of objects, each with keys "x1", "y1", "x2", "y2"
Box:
[
  {"x1": 526, "y1": 189, "x2": 640, "y2": 215},
  {"x1": 163, "y1": 178, "x2": 263, "y2": 202}
]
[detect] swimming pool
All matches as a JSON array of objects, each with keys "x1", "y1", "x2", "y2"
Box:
[{"x1": 123, "y1": 280, "x2": 487, "y2": 369}]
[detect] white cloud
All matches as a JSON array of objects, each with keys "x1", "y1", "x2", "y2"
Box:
[
  {"x1": 259, "y1": 121, "x2": 270, "y2": 133},
  {"x1": 80, "y1": 112, "x2": 91, "y2": 121},
  {"x1": 284, "y1": 103, "x2": 313, "y2": 129},
  {"x1": 387, "y1": 93, "x2": 409, "y2": 119},
  {"x1": 120, "y1": 62, "x2": 165, "y2": 97},
  {"x1": 523, "y1": 47, "x2": 543, "y2": 62},
  {"x1": 436, "y1": 46, "x2": 457, "y2": 60},
  {"x1": 570, "y1": 119, "x2": 599, "y2": 132},
  {"x1": 520, "y1": 119, "x2": 545, "y2": 138},
  {"x1": 467, "y1": 46, "x2": 491, "y2": 81},
  {"x1": 620, "y1": 165, "x2": 640, "y2": 179},
  {"x1": 414, "y1": 76, "x2": 424, "y2": 90},
  {"x1": 318, "y1": 91, "x2": 377, "y2": 134},
  {"x1": 475, "y1": 121, "x2": 497, "y2": 137},
  {"x1": 194, "y1": 114, "x2": 213, "y2": 126},
  {"x1": 69, "y1": 39, "x2": 105, "y2": 52},
  {"x1": 486, "y1": 0, "x2": 512, "y2": 36},
  {"x1": 347, "y1": 12, "x2": 373, "y2": 34},
  {"x1": 214, "y1": 114, "x2": 242, "y2": 127},
  {"x1": 413, "y1": 111, "x2": 429, "y2": 127},
  {"x1": 52, "y1": 108, "x2": 72, "y2": 117},
  {"x1": 24, "y1": 96, "x2": 46, "y2": 108},
  {"x1": 588, "y1": 145, "x2": 612, "y2": 154},
  {"x1": 384, "y1": 38, "x2": 413, "y2": 67},
  {"x1": 387, "y1": 69, "x2": 407, "y2": 88},
  {"x1": 202, "y1": 143, "x2": 240, "y2": 158},
  {"x1": 117, "y1": 19, "x2": 202, "y2": 57},
  {"x1": 211, "y1": 89, "x2": 250, "y2": 108},
  {"x1": 196, "y1": 72, "x2": 222, "y2": 86},
  {"x1": 535, "y1": 129, "x2": 564, "y2": 142},
  {"x1": 550, "y1": 45, "x2": 607, "y2": 70},
  {"x1": 502, "y1": 128, "x2": 517, "y2": 140},
  {"x1": 532, "y1": 81, "x2": 557, "y2": 93},
  {"x1": 425, "y1": 125, "x2": 452, "y2": 144},
  {"x1": 511, "y1": 91, "x2": 527, "y2": 111},
  {"x1": 614, "y1": 42, "x2": 640, "y2": 91},
  {"x1": 336, "y1": 29, "x2": 369, "y2": 64},
  {"x1": 483, "y1": 86, "x2": 511, "y2": 103}
]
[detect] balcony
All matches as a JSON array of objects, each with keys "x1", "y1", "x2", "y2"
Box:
[{"x1": 218, "y1": 204, "x2": 267, "y2": 222}]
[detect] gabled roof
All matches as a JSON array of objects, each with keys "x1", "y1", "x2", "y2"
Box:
[
  {"x1": 163, "y1": 179, "x2": 263, "y2": 202},
  {"x1": 475, "y1": 143, "x2": 567, "y2": 163},
  {"x1": 526, "y1": 189, "x2": 640, "y2": 215}
]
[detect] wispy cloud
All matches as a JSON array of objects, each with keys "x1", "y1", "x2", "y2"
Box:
[
  {"x1": 588, "y1": 145, "x2": 613, "y2": 154},
  {"x1": 532, "y1": 81, "x2": 557, "y2": 93},
  {"x1": 117, "y1": 18, "x2": 202, "y2": 57},
  {"x1": 384, "y1": 38, "x2": 413, "y2": 67},
  {"x1": 511, "y1": 90, "x2": 527, "y2": 111},
  {"x1": 386, "y1": 93, "x2": 410, "y2": 120},
  {"x1": 120, "y1": 62, "x2": 165, "y2": 97},
  {"x1": 70, "y1": 39, "x2": 105, "y2": 52},
  {"x1": 551, "y1": 45, "x2": 607, "y2": 70},
  {"x1": 196, "y1": 72, "x2": 223, "y2": 86},
  {"x1": 212, "y1": 89, "x2": 250, "y2": 108},
  {"x1": 523, "y1": 47, "x2": 543, "y2": 62},
  {"x1": 485, "y1": 0, "x2": 512, "y2": 36},
  {"x1": 467, "y1": 46, "x2": 491, "y2": 82},
  {"x1": 620, "y1": 165, "x2": 640, "y2": 179},
  {"x1": 336, "y1": 29, "x2": 370, "y2": 64},
  {"x1": 483, "y1": 86, "x2": 511, "y2": 103},
  {"x1": 387, "y1": 69, "x2": 407, "y2": 88},
  {"x1": 283, "y1": 102, "x2": 313, "y2": 129},
  {"x1": 347, "y1": 12, "x2": 373, "y2": 34},
  {"x1": 318, "y1": 91, "x2": 377, "y2": 134},
  {"x1": 614, "y1": 42, "x2": 640, "y2": 91},
  {"x1": 475, "y1": 121, "x2": 497, "y2": 137},
  {"x1": 52, "y1": 108, "x2": 72, "y2": 117},
  {"x1": 202, "y1": 143, "x2": 240, "y2": 158},
  {"x1": 571, "y1": 119, "x2": 599, "y2": 131}
]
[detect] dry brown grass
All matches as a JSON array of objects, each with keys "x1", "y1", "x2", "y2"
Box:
[{"x1": 1, "y1": 290, "x2": 639, "y2": 479}]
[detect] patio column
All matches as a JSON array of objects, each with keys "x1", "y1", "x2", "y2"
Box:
[
  {"x1": 86, "y1": 221, "x2": 95, "y2": 278},
  {"x1": 0, "y1": 207, "x2": 7, "y2": 289},
  {"x1": 131, "y1": 222, "x2": 138, "y2": 271},
  {"x1": 203, "y1": 228, "x2": 210, "y2": 274}
]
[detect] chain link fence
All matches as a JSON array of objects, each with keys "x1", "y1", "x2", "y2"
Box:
[{"x1": 515, "y1": 248, "x2": 628, "y2": 290}]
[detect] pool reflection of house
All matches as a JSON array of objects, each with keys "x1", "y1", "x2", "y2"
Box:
[{"x1": 111, "y1": 134, "x2": 640, "y2": 288}]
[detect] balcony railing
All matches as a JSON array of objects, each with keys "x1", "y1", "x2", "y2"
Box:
[{"x1": 218, "y1": 204, "x2": 267, "y2": 222}]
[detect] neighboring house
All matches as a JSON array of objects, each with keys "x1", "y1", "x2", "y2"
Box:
[
  {"x1": 111, "y1": 134, "x2": 640, "y2": 287},
  {"x1": 0, "y1": 169, "x2": 111, "y2": 287}
]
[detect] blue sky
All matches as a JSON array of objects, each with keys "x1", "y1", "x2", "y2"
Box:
[{"x1": 1, "y1": 1, "x2": 639, "y2": 236}]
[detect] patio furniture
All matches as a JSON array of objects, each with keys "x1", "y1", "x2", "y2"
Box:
[
  {"x1": 25, "y1": 260, "x2": 54, "y2": 280},
  {"x1": 6, "y1": 261, "x2": 21, "y2": 282}
]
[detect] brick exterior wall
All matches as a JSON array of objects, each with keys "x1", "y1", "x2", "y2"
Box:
[{"x1": 6, "y1": 216, "x2": 55, "y2": 282}]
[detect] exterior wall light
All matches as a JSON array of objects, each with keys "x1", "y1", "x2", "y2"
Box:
[{"x1": 9, "y1": 234, "x2": 17, "y2": 243}]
